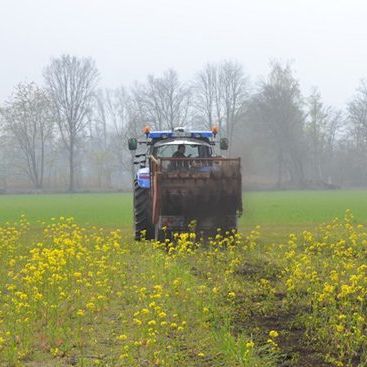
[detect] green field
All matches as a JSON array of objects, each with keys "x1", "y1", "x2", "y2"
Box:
[
  {"x1": 0, "y1": 193, "x2": 132, "y2": 227},
  {"x1": 0, "y1": 190, "x2": 366, "y2": 230},
  {"x1": 1, "y1": 190, "x2": 367, "y2": 366}
]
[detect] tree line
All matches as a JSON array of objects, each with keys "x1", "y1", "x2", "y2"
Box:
[{"x1": 0, "y1": 54, "x2": 366, "y2": 192}]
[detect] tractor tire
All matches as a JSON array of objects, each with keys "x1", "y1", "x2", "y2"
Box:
[{"x1": 134, "y1": 180, "x2": 154, "y2": 240}]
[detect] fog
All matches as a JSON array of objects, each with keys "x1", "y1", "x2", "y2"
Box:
[
  {"x1": 2, "y1": 0, "x2": 367, "y2": 105},
  {"x1": 1, "y1": 0, "x2": 367, "y2": 192}
]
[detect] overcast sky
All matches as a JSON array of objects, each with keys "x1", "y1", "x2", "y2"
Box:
[{"x1": 1, "y1": 0, "x2": 367, "y2": 107}]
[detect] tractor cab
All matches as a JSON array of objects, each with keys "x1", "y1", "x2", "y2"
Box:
[{"x1": 152, "y1": 139, "x2": 213, "y2": 159}]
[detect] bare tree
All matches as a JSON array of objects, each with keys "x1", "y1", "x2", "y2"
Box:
[
  {"x1": 44, "y1": 54, "x2": 99, "y2": 192},
  {"x1": 193, "y1": 61, "x2": 248, "y2": 150},
  {"x1": 133, "y1": 69, "x2": 191, "y2": 130},
  {"x1": 85, "y1": 90, "x2": 112, "y2": 188},
  {"x1": 97, "y1": 87, "x2": 134, "y2": 172},
  {"x1": 90, "y1": 87, "x2": 143, "y2": 188},
  {"x1": 325, "y1": 109, "x2": 344, "y2": 153},
  {"x1": 344, "y1": 80, "x2": 367, "y2": 182},
  {"x1": 219, "y1": 61, "x2": 249, "y2": 146},
  {"x1": 105, "y1": 87, "x2": 132, "y2": 140},
  {"x1": 348, "y1": 79, "x2": 367, "y2": 147},
  {"x1": 250, "y1": 61, "x2": 305, "y2": 187},
  {"x1": 305, "y1": 88, "x2": 345, "y2": 183},
  {"x1": 0, "y1": 82, "x2": 54, "y2": 189},
  {"x1": 193, "y1": 63, "x2": 219, "y2": 129},
  {"x1": 305, "y1": 88, "x2": 330, "y2": 180}
]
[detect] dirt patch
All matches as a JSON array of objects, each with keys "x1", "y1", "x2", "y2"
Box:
[{"x1": 232, "y1": 266, "x2": 332, "y2": 367}]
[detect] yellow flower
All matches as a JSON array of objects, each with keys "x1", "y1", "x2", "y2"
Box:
[
  {"x1": 8, "y1": 259, "x2": 16, "y2": 267},
  {"x1": 269, "y1": 330, "x2": 279, "y2": 338},
  {"x1": 153, "y1": 284, "x2": 163, "y2": 292},
  {"x1": 50, "y1": 347, "x2": 59, "y2": 356},
  {"x1": 335, "y1": 324, "x2": 344, "y2": 333},
  {"x1": 76, "y1": 309, "x2": 85, "y2": 317},
  {"x1": 86, "y1": 302, "x2": 95, "y2": 310},
  {"x1": 245, "y1": 341, "x2": 255, "y2": 349}
]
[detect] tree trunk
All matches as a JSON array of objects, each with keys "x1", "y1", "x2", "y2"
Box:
[
  {"x1": 40, "y1": 134, "x2": 45, "y2": 189},
  {"x1": 69, "y1": 138, "x2": 75, "y2": 192},
  {"x1": 276, "y1": 149, "x2": 283, "y2": 189}
]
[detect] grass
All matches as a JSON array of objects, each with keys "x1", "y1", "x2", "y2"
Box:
[
  {"x1": 0, "y1": 193, "x2": 132, "y2": 228},
  {"x1": 242, "y1": 190, "x2": 367, "y2": 240},
  {"x1": 243, "y1": 190, "x2": 367, "y2": 225},
  {"x1": 0, "y1": 190, "x2": 366, "y2": 232}
]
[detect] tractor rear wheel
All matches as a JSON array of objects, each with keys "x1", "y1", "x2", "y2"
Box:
[{"x1": 134, "y1": 180, "x2": 154, "y2": 240}]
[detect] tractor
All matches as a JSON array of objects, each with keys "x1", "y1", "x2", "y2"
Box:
[{"x1": 128, "y1": 126, "x2": 242, "y2": 241}]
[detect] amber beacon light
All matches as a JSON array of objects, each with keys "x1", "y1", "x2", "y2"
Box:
[
  {"x1": 143, "y1": 126, "x2": 151, "y2": 136},
  {"x1": 211, "y1": 126, "x2": 219, "y2": 136}
]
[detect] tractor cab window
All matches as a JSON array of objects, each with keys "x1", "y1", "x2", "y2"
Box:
[{"x1": 153, "y1": 144, "x2": 211, "y2": 158}]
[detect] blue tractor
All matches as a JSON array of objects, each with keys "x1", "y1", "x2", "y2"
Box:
[{"x1": 128, "y1": 127, "x2": 242, "y2": 241}]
